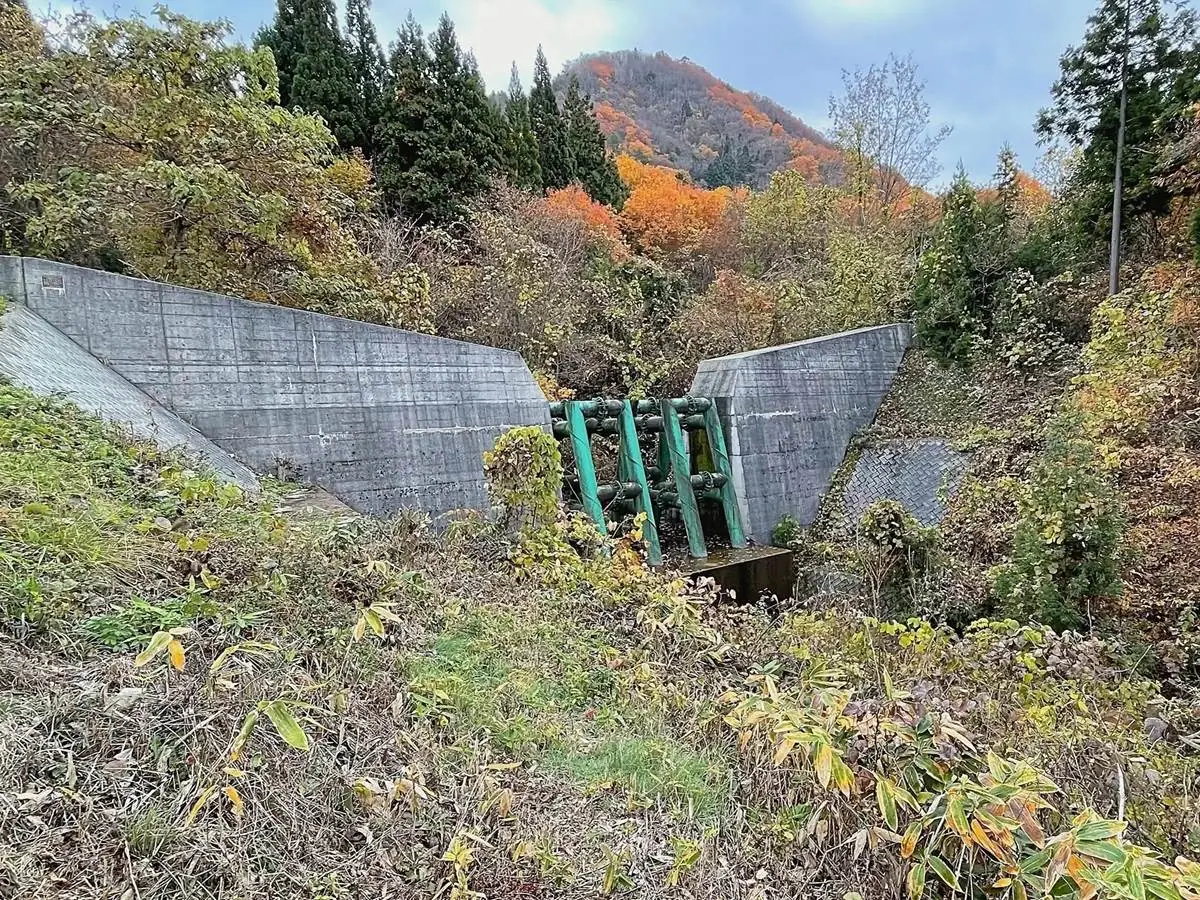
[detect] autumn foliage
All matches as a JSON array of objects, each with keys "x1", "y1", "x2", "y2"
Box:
[
  {"x1": 707, "y1": 82, "x2": 771, "y2": 129},
  {"x1": 786, "y1": 138, "x2": 842, "y2": 184},
  {"x1": 615, "y1": 154, "x2": 735, "y2": 258},
  {"x1": 585, "y1": 58, "x2": 614, "y2": 85},
  {"x1": 538, "y1": 184, "x2": 627, "y2": 255},
  {"x1": 564, "y1": 50, "x2": 837, "y2": 187},
  {"x1": 977, "y1": 171, "x2": 1052, "y2": 216}
]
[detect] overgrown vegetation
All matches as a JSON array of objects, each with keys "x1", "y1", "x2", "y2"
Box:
[
  {"x1": 5, "y1": 0, "x2": 1200, "y2": 895},
  {"x1": 0, "y1": 0, "x2": 954, "y2": 398},
  {"x1": 4, "y1": 382, "x2": 1200, "y2": 899}
]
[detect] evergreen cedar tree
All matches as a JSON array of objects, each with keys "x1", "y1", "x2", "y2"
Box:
[
  {"x1": 372, "y1": 14, "x2": 504, "y2": 224},
  {"x1": 344, "y1": 0, "x2": 385, "y2": 157},
  {"x1": 529, "y1": 46, "x2": 576, "y2": 192},
  {"x1": 259, "y1": 2, "x2": 624, "y2": 224},
  {"x1": 701, "y1": 137, "x2": 756, "y2": 189},
  {"x1": 255, "y1": 0, "x2": 360, "y2": 151},
  {"x1": 505, "y1": 63, "x2": 543, "y2": 192},
  {"x1": 563, "y1": 74, "x2": 629, "y2": 208},
  {"x1": 1036, "y1": 0, "x2": 1200, "y2": 234}
]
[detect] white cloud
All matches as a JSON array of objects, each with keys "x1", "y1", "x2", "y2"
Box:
[
  {"x1": 426, "y1": 0, "x2": 631, "y2": 93},
  {"x1": 795, "y1": 0, "x2": 927, "y2": 24}
]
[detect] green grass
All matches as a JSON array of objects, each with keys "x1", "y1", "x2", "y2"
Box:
[
  {"x1": 405, "y1": 600, "x2": 730, "y2": 821},
  {"x1": 0, "y1": 382, "x2": 295, "y2": 633},
  {"x1": 548, "y1": 736, "x2": 729, "y2": 822},
  {"x1": 123, "y1": 805, "x2": 177, "y2": 859},
  {"x1": 406, "y1": 603, "x2": 620, "y2": 752},
  {"x1": 0, "y1": 385, "x2": 154, "y2": 621}
]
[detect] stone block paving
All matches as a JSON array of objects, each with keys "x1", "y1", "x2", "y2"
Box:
[{"x1": 843, "y1": 439, "x2": 970, "y2": 527}]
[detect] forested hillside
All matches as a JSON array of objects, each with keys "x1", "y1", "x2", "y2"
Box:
[
  {"x1": 4, "y1": 0, "x2": 1200, "y2": 896},
  {"x1": 560, "y1": 50, "x2": 840, "y2": 187}
]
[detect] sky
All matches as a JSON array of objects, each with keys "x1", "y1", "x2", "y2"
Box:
[{"x1": 47, "y1": 0, "x2": 1110, "y2": 185}]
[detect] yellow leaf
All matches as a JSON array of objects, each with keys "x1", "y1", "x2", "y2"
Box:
[
  {"x1": 185, "y1": 784, "x2": 218, "y2": 827},
  {"x1": 168, "y1": 639, "x2": 185, "y2": 671},
  {"x1": 907, "y1": 862, "x2": 926, "y2": 900},
  {"x1": 946, "y1": 795, "x2": 971, "y2": 841},
  {"x1": 364, "y1": 608, "x2": 384, "y2": 636},
  {"x1": 773, "y1": 737, "x2": 798, "y2": 766},
  {"x1": 971, "y1": 818, "x2": 1008, "y2": 861},
  {"x1": 133, "y1": 631, "x2": 172, "y2": 667},
  {"x1": 876, "y1": 775, "x2": 898, "y2": 829},
  {"x1": 223, "y1": 785, "x2": 244, "y2": 819},
  {"x1": 1067, "y1": 853, "x2": 1097, "y2": 900},
  {"x1": 352, "y1": 615, "x2": 367, "y2": 642},
  {"x1": 832, "y1": 758, "x2": 855, "y2": 796},
  {"x1": 372, "y1": 604, "x2": 404, "y2": 623},
  {"x1": 814, "y1": 743, "x2": 833, "y2": 789},
  {"x1": 901, "y1": 822, "x2": 921, "y2": 859},
  {"x1": 229, "y1": 709, "x2": 258, "y2": 762},
  {"x1": 223, "y1": 767, "x2": 246, "y2": 778}
]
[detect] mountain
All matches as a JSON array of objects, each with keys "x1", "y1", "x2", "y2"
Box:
[{"x1": 557, "y1": 50, "x2": 841, "y2": 188}]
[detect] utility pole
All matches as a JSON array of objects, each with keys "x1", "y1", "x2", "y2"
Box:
[{"x1": 1109, "y1": 0, "x2": 1131, "y2": 296}]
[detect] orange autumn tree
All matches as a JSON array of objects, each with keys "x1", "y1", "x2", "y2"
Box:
[
  {"x1": 537, "y1": 184, "x2": 628, "y2": 256},
  {"x1": 592, "y1": 102, "x2": 655, "y2": 159},
  {"x1": 786, "y1": 138, "x2": 842, "y2": 184},
  {"x1": 615, "y1": 154, "x2": 733, "y2": 260}
]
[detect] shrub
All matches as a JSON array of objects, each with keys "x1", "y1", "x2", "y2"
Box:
[
  {"x1": 855, "y1": 499, "x2": 939, "y2": 616},
  {"x1": 0, "y1": 11, "x2": 420, "y2": 328},
  {"x1": 991, "y1": 427, "x2": 1122, "y2": 630},
  {"x1": 771, "y1": 514, "x2": 803, "y2": 548},
  {"x1": 987, "y1": 269, "x2": 1074, "y2": 371},
  {"x1": 483, "y1": 427, "x2": 563, "y2": 532},
  {"x1": 1075, "y1": 264, "x2": 1197, "y2": 443}
]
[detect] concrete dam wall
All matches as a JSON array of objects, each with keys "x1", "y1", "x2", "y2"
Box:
[
  {"x1": 692, "y1": 323, "x2": 912, "y2": 544},
  {"x1": 0, "y1": 301, "x2": 259, "y2": 491},
  {"x1": 1, "y1": 256, "x2": 920, "y2": 538},
  {"x1": 0, "y1": 256, "x2": 549, "y2": 518}
]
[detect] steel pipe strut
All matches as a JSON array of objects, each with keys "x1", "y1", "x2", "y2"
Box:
[{"x1": 595, "y1": 481, "x2": 644, "y2": 503}]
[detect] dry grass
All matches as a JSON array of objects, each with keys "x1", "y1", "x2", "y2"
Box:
[{"x1": 3, "y1": 383, "x2": 1200, "y2": 899}]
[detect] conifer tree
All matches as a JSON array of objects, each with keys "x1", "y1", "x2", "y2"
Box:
[
  {"x1": 345, "y1": 0, "x2": 385, "y2": 155},
  {"x1": 994, "y1": 144, "x2": 1022, "y2": 219},
  {"x1": 257, "y1": 0, "x2": 360, "y2": 150},
  {"x1": 563, "y1": 74, "x2": 626, "y2": 207},
  {"x1": 1037, "y1": 0, "x2": 1200, "y2": 230},
  {"x1": 529, "y1": 46, "x2": 573, "y2": 190},
  {"x1": 374, "y1": 16, "x2": 432, "y2": 214},
  {"x1": 699, "y1": 138, "x2": 755, "y2": 188},
  {"x1": 375, "y1": 13, "x2": 505, "y2": 223},
  {"x1": 505, "y1": 63, "x2": 543, "y2": 191}
]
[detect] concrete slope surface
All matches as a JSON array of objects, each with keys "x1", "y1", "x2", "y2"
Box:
[
  {"x1": 0, "y1": 301, "x2": 259, "y2": 491},
  {"x1": 0, "y1": 256, "x2": 550, "y2": 519}
]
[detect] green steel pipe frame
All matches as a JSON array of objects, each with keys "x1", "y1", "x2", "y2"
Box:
[{"x1": 550, "y1": 396, "x2": 746, "y2": 565}]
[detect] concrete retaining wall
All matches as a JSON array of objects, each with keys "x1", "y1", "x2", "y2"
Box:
[
  {"x1": 0, "y1": 257, "x2": 549, "y2": 518},
  {"x1": 0, "y1": 302, "x2": 259, "y2": 490},
  {"x1": 691, "y1": 323, "x2": 911, "y2": 543}
]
